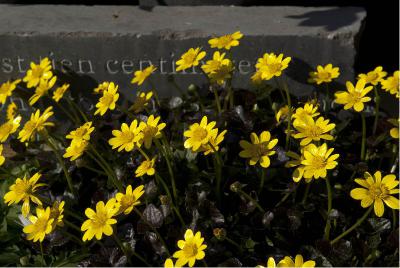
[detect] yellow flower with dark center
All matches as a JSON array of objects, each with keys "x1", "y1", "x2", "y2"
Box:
[
  {"x1": 131, "y1": 65, "x2": 157, "y2": 85},
  {"x1": 276, "y1": 105, "x2": 294, "y2": 124},
  {"x1": 115, "y1": 185, "x2": 145, "y2": 215},
  {"x1": 201, "y1": 51, "x2": 231, "y2": 74},
  {"x1": 81, "y1": 198, "x2": 119, "y2": 241},
  {"x1": 381, "y1": 70, "x2": 399, "y2": 98},
  {"x1": 173, "y1": 229, "x2": 207, "y2": 267},
  {"x1": 52, "y1": 83, "x2": 70, "y2": 102},
  {"x1": 334, "y1": 79, "x2": 373, "y2": 112},
  {"x1": 29, "y1": 76, "x2": 57, "y2": 105},
  {"x1": 208, "y1": 63, "x2": 234, "y2": 85},
  {"x1": 49, "y1": 200, "x2": 65, "y2": 230},
  {"x1": 94, "y1": 82, "x2": 119, "y2": 116},
  {"x1": 292, "y1": 103, "x2": 320, "y2": 125},
  {"x1": 255, "y1": 53, "x2": 291, "y2": 80},
  {"x1": 135, "y1": 157, "x2": 156, "y2": 177},
  {"x1": 18, "y1": 106, "x2": 54, "y2": 142},
  {"x1": 277, "y1": 254, "x2": 315, "y2": 267},
  {"x1": 6, "y1": 102, "x2": 18, "y2": 120},
  {"x1": 139, "y1": 115, "x2": 166, "y2": 149},
  {"x1": 292, "y1": 115, "x2": 335, "y2": 146},
  {"x1": 208, "y1": 31, "x2": 243, "y2": 50},
  {"x1": 3, "y1": 172, "x2": 44, "y2": 217},
  {"x1": 0, "y1": 116, "x2": 21, "y2": 143},
  {"x1": 23, "y1": 58, "x2": 53, "y2": 88},
  {"x1": 108, "y1": 120, "x2": 144, "y2": 152},
  {"x1": 176, "y1": 47, "x2": 206, "y2": 72},
  {"x1": 63, "y1": 140, "x2": 88, "y2": 161},
  {"x1": 130, "y1": 91, "x2": 153, "y2": 113},
  {"x1": 93, "y1": 81, "x2": 110, "y2": 94},
  {"x1": 23, "y1": 207, "x2": 54, "y2": 242},
  {"x1": 197, "y1": 129, "x2": 227, "y2": 155},
  {"x1": 358, "y1": 66, "x2": 387, "y2": 86},
  {"x1": 350, "y1": 171, "x2": 399, "y2": 217},
  {"x1": 308, "y1": 64, "x2": 340, "y2": 85},
  {"x1": 239, "y1": 131, "x2": 278, "y2": 168},
  {"x1": 184, "y1": 116, "x2": 217, "y2": 151},
  {"x1": 66, "y1": 121, "x2": 95, "y2": 146},
  {"x1": 0, "y1": 144, "x2": 5, "y2": 166},
  {"x1": 388, "y1": 118, "x2": 399, "y2": 139},
  {"x1": 301, "y1": 143, "x2": 339, "y2": 179},
  {"x1": 0, "y1": 79, "x2": 21, "y2": 104}
]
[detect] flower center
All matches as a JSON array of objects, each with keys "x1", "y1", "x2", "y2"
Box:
[
  {"x1": 92, "y1": 211, "x2": 109, "y2": 229},
  {"x1": 15, "y1": 181, "x2": 33, "y2": 197},
  {"x1": 311, "y1": 156, "x2": 326, "y2": 169},
  {"x1": 192, "y1": 127, "x2": 208, "y2": 141},
  {"x1": 143, "y1": 125, "x2": 157, "y2": 138},
  {"x1": 35, "y1": 218, "x2": 50, "y2": 232},
  {"x1": 268, "y1": 63, "x2": 282, "y2": 74},
  {"x1": 369, "y1": 183, "x2": 389, "y2": 200},
  {"x1": 252, "y1": 143, "x2": 270, "y2": 158},
  {"x1": 32, "y1": 66, "x2": 44, "y2": 78},
  {"x1": 183, "y1": 242, "x2": 198, "y2": 258},
  {"x1": 101, "y1": 93, "x2": 115, "y2": 106},
  {"x1": 306, "y1": 125, "x2": 323, "y2": 137},
  {"x1": 184, "y1": 52, "x2": 197, "y2": 64},
  {"x1": 319, "y1": 71, "x2": 331, "y2": 80}
]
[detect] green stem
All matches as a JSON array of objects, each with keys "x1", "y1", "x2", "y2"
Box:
[
  {"x1": 67, "y1": 97, "x2": 89, "y2": 123},
  {"x1": 259, "y1": 168, "x2": 266, "y2": 194},
  {"x1": 209, "y1": 142, "x2": 223, "y2": 203},
  {"x1": 330, "y1": 206, "x2": 373, "y2": 245},
  {"x1": 392, "y1": 209, "x2": 397, "y2": 231},
  {"x1": 40, "y1": 242, "x2": 46, "y2": 266},
  {"x1": 225, "y1": 237, "x2": 242, "y2": 252},
  {"x1": 361, "y1": 112, "x2": 367, "y2": 161},
  {"x1": 324, "y1": 177, "x2": 333, "y2": 240},
  {"x1": 301, "y1": 183, "x2": 311, "y2": 205},
  {"x1": 148, "y1": 79, "x2": 161, "y2": 107},
  {"x1": 64, "y1": 219, "x2": 83, "y2": 233},
  {"x1": 155, "y1": 173, "x2": 185, "y2": 226},
  {"x1": 155, "y1": 139, "x2": 178, "y2": 202},
  {"x1": 43, "y1": 133, "x2": 75, "y2": 195},
  {"x1": 213, "y1": 87, "x2": 222, "y2": 115},
  {"x1": 278, "y1": 78, "x2": 292, "y2": 151},
  {"x1": 54, "y1": 101, "x2": 80, "y2": 124},
  {"x1": 237, "y1": 189, "x2": 265, "y2": 213},
  {"x1": 137, "y1": 147, "x2": 150, "y2": 160},
  {"x1": 372, "y1": 86, "x2": 380, "y2": 135}
]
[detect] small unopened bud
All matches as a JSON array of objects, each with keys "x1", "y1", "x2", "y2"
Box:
[
  {"x1": 213, "y1": 228, "x2": 226, "y2": 240},
  {"x1": 230, "y1": 181, "x2": 242, "y2": 193},
  {"x1": 159, "y1": 195, "x2": 170, "y2": 205},
  {"x1": 188, "y1": 84, "x2": 197, "y2": 93}
]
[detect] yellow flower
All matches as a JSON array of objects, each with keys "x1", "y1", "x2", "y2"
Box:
[
  {"x1": 81, "y1": 198, "x2": 119, "y2": 241},
  {"x1": 334, "y1": 79, "x2": 373, "y2": 112},
  {"x1": 49, "y1": 200, "x2": 65, "y2": 229},
  {"x1": 0, "y1": 79, "x2": 21, "y2": 104},
  {"x1": 115, "y1": 185, "x2": 145, "y2": 215},
  {"x1": 201, "y1": 51, "x2": 231, "y2": 74},
  {"x1": 0, "y1": 144, "x2": 5, "y2": 166},
  {"x1": 93, "y1": 81, "x2": 110, "y2": 94},
  {"x1": 135, "y1": 157, "x2": 157, "y2": 177},
  {"x1": 6, "y1": 102, "x2": 18, "y2": 120},
  {"x1": 255, "y1": 53, "x2": 291, "y2": 80},
  {"x1": 164, "y1": 258, "x2": 181, "y2": 268},
  {"x1": 176, "y1": 47, "x2": 206, "y2": 72},
  {"x1": 276, "y1": 105, "x2": 294, "y2": 124},
  {"x1": 63, "y1": 140, "x2": 88, "y2": 161},
  {"x1": 208, "y1": 31, "x2": 243, "y2": 50},
  {"x1": 208, "y1": 63, "x2": 234, "y2": 85},
  {"x1": 381, "y1": 70, "x2": 399, "y2": 98},
  {"x1": 3, "y1": 172, "x2": 44, "y2": 217},
  {"x1": 308, "y1": 64, "x2": 340, "y2": 85},
  {"x1": 0, "y1": 116, "x2": 21, "y2": 143},
  {"x1": 18, "y1": 106, "x2": 54, "y2": 142},
  {"x1": 52, "y1": 83, "x2": 70, "y2": 102},
  {"x1": 285, "y1": 149, "x2": 312, "y2": 183},
  {"x1": 139, "y1": 115, "x2": 166, "y2": 149},
  {"x1": 301, "y1": 143, "x2": 339, "y2": 180},
  {"x1": 197, "y1": 129, "x2": 227, "y2": 155},
  {"x1": 292, "y1": 103, "x2": 320, "y2": 125},
  {"x1": 29, "y1": 76, "x2": 57, "y2": 105},
  {"x1": 94, "y1": 82, "x2": 119, "y2": 116},
  {"x1": 131, "y1": 65, "x2": 157, "y2": 85},
  {"x1": 292, "y1": 115, "x2": 335, "y2": 146},
  {"x1": 239, "y1": 131, "x2": 278, "y2": 168},
  {"x1": 358, "y1": 66, "x2": 387, "y2": 86},
  {"x1": 257, "y1": 257, "x2": 277, "y2": 268},
  {"x1": 388, "y1": 118, "x2": 399, "y2": 139},
  {"x1": 184, "y1": 116, "x2": 217, "y2": 151},
  {"x1": 350, "y1": 171, "x2": 399, "y2": 217},
  {"x1": 251, "y1": 70, "x2": 264, "y2": 85},
  {"x1": 23, "y1": 58, "x2": 53, "y2": 88},
  {"x1": 173, "y1": 229, "x2": 207, "y2": 267},
  {"x1": 130, "y1": 91, "x2": 153, "y2": 113},
  {"x1": 109, "y1": 120, "x2": 144, "y2": 152},
  {"x1": 66, "y1": 121, "x2": 95, "y2": 146},
  {"x1": 23, "y1": 207, "x2": 54, "y2": 242},
  {"x1": 277, "y1": 254, "x2": 315, "y2": 267}
]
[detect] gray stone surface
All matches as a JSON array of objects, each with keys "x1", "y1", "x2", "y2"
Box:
[
  {"x1": 0, "y1": 5, "x2": 366, "y2": 101},
  {"x1": 139, "y1": 0, "x2": 245, "y2": 6}
]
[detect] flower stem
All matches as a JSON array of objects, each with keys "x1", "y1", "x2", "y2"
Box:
[
  {"x1": 361, "y1": 112, "x2": 367, "y2": 161},
  {"x1": 148, "y1": 79, "x2": 161, "y2": 107},
  {"x1": 278, "y1": 78, "x2": 292, "y2": 151},
  {"x1": 40, "y1": 242, "x2": 46, "y2": 266},
  {"x1": 237, "y1": 189, "x2": 265, "y2": 213},
  {"x1": 258, "y1": 168, "x2": 266, "y2": 194},
  {"x1": 392, "y1": 209, "x2": 397, "y2": 230},
  {"x1": 372, "y1": 86, "x2": 380, "y2": 135},
  {"x1": 330, "y1": 206, "x2": 373, "y2": 245},
  {"x1": 301, "y1": 183, "x2": 311, "y2": 205},
  {"x1": 225, "y1": 236, "x2": 242, "y2": 252},
  {"x1": 324, "y1": 177, "x2": 333, "y2": 240},
  {"x1": 137, "y1": 147, "x2": 150, "y2": 160},
  {"x1": 208, "y1": 142, "x2": 223, "y2": 203},
  {"x1": 212, "y1": 86, "x2": 222, "y2": 115},
  {"x1": 155, "y1": 139, "x2": 178, "y2": 202},
  {"x1": 67, "y1": 97, "x2": 89, "y2": 123},
  {"x1": 43, "y1": 133, "x2": 75, "y2": 195},
  {"x1": 54, "y1": 101, "x2": 80, "y2": 124}
]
